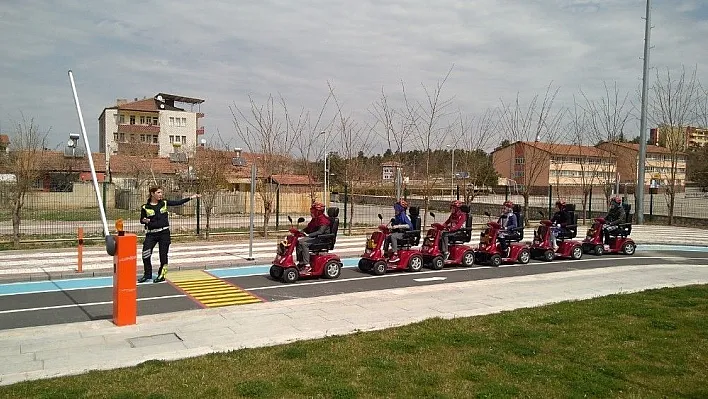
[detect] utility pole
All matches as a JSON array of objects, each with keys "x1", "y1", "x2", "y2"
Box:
[{"x1": 636, "y1": 0, "x2": 652, "y2": 224}]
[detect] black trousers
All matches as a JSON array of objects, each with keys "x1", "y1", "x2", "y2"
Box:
[{"x1": 142, "y1": 229, "x2": 171, "y2": 277}]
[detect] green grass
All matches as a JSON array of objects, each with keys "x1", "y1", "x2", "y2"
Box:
[{"x1": 1, "y1": 285, "x2": 707, "y2": 398}]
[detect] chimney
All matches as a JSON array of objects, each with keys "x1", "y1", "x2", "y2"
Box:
[
  {"x1": 234, "y1": 147, "x2": 242, "y2": 158},
  {"x1": 134, "y1": 98, "x2": 138, "y2": 102},
  {"x1": 116, "y1": 99, "x2": 128, "y2": 106}
]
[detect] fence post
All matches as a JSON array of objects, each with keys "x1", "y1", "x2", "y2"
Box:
[
  {"x1": 588, "y1": 188, "x2": 593, "y2": 222},
  {"x1": 77, "y1": 227, "x2": 84, "y2": 273},
  {"x1": 343, "y1": 183, "x2": 348, "y2": 230},
  {"x1": 275, "y1": 184, "x2": 280, "y2": 231},
  {"x1": 456, "y1": 185, "x2": 460, "y2": 201},
  {"x1": 247, "y1": 164, "x2": 256, "y2": 261},
  {"x1": 505, "y1": 185, "x2": 509, "y2": 201},
  {"x1": 195, "y1": 196, "x2": 200, "y2": 236},
  {"x1": 548, "y1": 185, "x2": 553, "y2": 218},
  {"x1": 649, "y1": 190, "x2": 654, "y2": 221}
]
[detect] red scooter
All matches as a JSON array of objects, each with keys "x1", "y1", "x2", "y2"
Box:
[
  {"x1": 581, "y1": 203, "x2": 636, "y2": 256},
  {"x1": 359, "y1": 207, "x2": 424, "y2": 275},
  {"x1": 420, "y1": 205, "x2": 475, "y2": 270},
  {"x1": 270, "y1": 207, "x2": 343, "y2": 283},
  {"x1": 473, "y1": 209, "x2": 531, "y2": 267},
  {"x1": 530, "y1": 205, "x2": 583, "y2": 261}
]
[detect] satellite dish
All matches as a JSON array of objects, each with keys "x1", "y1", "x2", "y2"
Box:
[
  {"x1": 200, "y1": 138, "x2": 207, "y2": 145},
  {"x1": 159, "y1": 104, "x2": 165, "y2": 109},
  {"x1": 156, "y1": 95, "x2": 164, "y2": 102}
]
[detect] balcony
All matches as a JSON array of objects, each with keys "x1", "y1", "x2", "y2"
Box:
[
  {"x1": 196, "y1": 127, "x2": 205, "y2": 135},
  {"x1": 117, "y1": 124, "x2": 160, "y2": 134}
]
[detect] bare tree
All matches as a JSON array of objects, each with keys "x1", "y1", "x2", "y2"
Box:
[
  {"x1": 457, "y1": 108, "x2": 497, "y2": 203},
  {"x1": 567, "y1": 96, "x2": 609, "y2": 224},
  {"x1": 649, "y1": 66, "x2": 700, "y2": 225},
  {"x1": 231, "y1": 94, "x2": 297, "y2": 237},
  {"x1": 581, "y1": 81, "x2": 632, "y2": 204},
  {"x1": 0, "y1": 116, "x2": 48, "y2": 248},
  {"x1": 187, "y1": 145, "x2": 231, "y2": 239},
  {"x1": 330, "y1": 84, "x2": 375, "y2": 234},
  {"x1": 404, "y1": 66, "x2": 455, "y2": 227},
  {"x1": 498, "y1": 83, "x2": 565, "y2": 224},
  {"x1": 291, "y1": 90, "x2": 335, "y2": 201}
]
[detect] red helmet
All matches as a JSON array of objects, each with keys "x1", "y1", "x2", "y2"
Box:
[
  {"x1": 450, "y1": 200, "x2": 463, "y2": 209},
  {"x1": 397, "y1": 199, "x2": 408, "y2": 209},
  {"x1": 503, "y1": 200, "x2": 513, "y2": 208},
  {"x1": 310, "y1": 201, "x2": 325, "y2": 212}
]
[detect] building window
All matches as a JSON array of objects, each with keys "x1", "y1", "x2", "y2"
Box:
[
  {"x1": 181, "y1": 117, "x2": 187, "y2": 127},
  {"x1": 130, "y1": 115, "x2": 135, "y2": 125},
  {"x1": 169, "y1": 117, "x2": 175, "y2": 126},
  {"x1": 118, "y1": 114, "x2": 125, "y2": 124},
  {"x1": 175, "y1": 136, "x2": 181, "y2": 143},
  {"x1": 113, "y1": 133, "x2": 118, "y2": 141},
  {"x1": 182, "y1": 135, "x2": 186, "y2": 143},
  {"x1": 153, "y1": 117, "x2": 159, "y2": 125},
  {"x1": 515, "y1": 157, "x2": 524, "y2": 164},
  {"x1": 153, "y1": 135, "x2": 158, "y2": 144},
  {"x1": 140, "y1": 116, "x2": 145, "y2": 124},
  {"x1": 169, "y1": 135, "x2": 174, "y2": 143}
]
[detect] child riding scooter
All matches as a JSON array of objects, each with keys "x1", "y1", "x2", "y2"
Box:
[
  {"x1": 359, "y1": 201, "x2": 423, "y2": 275},
  {"x1": 271, "y1": 205, "x2": 343, "y2": 283},
  {"x1": 530, "y1": 201, "x2": 583, "y2": 261},
  {"x1": 473, "y1": 202, "x2": 530, "y2": 267},
  {"x1": 582, "y1": 196, "x2": 636, "y2": 256},
  {"x1": 420, "y1": 202, "x2": 475, "y2": 269}
]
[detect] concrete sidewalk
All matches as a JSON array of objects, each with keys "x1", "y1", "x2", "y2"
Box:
[{"x1": 1, "y1": 261, "x2": 707, "y2": 386}]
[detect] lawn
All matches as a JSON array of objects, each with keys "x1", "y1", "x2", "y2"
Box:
[{"x1": 1, "y1": 285, "x2": 706, "y2": 398}]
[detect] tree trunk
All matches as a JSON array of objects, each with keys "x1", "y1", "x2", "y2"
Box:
[
  {"x1": 668, "y1": 189, "x2": 675, "y2": 226},
  {"x1": 11, "y1": 194, "x2": 23, "y2": 249},
  {"x1": 205, "y1": 211, "x2": 211, "y2": 240},
  {"x1": 581, "y1": 191, "x2": 589, "y2": 225},
  {"x1": 522, "y1": 192, "x2": 530, "y2": 227}
]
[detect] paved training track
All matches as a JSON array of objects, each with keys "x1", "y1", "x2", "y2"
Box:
[{"x1": 1, "y1": 245, "x2": 706, "y2": 331}]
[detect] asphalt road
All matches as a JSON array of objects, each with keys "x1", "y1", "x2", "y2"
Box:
[{"x1": 1, "y1": 247, "x2": 706, "y2": 331}]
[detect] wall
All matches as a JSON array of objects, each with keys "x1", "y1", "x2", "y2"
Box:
[
  {"x1": 158, "y1": 110, "x2": 198, "y2": 157},
  {"x1": 23, "y1": 182, "x2": 116, "y2": 210}
]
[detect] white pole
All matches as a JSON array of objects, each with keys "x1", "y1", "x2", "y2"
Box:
[
  {"x1": 323, "y1": 130, "x2": 328, "y2": 205},
  {"x1": 68, "y1": 70, "x2": 115, "y2": 255},
  {"x1": 247, "y1": 163, "x2": 256, "y2": 260}
]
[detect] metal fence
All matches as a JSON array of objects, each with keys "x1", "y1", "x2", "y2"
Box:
[{"x1": 1, "y1": 182, "x2": 707, "y2": 248}]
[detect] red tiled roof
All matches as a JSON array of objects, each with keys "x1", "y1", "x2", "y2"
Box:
[
  {"x1": 109, "y1": 155, "x2": 187, "y2": 175},
  {"x1": 29, "y1": 151, "x2": 106, "y2": 172},
  {"x1": 599, "y1": 141, "x2": 683, "y2": 155},
  {"x1": 117, "y1": 124, "x2": 160, "y2": 134},
  {"x1": 523, "y1": 142, "x2": 614, "y2": 158},
  {"x1": 271, "y1": 174, "x2": 318, "y2": 186}
]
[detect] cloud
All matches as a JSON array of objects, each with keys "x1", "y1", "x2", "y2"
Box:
[{"x1": 0, "y1": 0, "x2": 706, "y2": 154}]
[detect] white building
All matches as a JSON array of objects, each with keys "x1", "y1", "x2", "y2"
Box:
[{"x1": 98, "y1": 93, "x2": 205, "y2": 163}]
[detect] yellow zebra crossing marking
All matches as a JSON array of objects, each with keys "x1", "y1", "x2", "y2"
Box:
[{"x1": 168, "y1": 270, "x2": 262, "y2": 308}]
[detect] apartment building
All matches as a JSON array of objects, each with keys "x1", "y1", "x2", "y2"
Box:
[
  {"x1": 98, "y1": 93, "x2": 205, "y2": 161},
  {"x1": 492, "y1": 141, "x2": 616, "y2": 192},
  {"x1": 596, "y1": 141, "x2": 687, "y2": 191},
  {"x1": 650, "y1": 125, "x2": 708, "y2": 148}
]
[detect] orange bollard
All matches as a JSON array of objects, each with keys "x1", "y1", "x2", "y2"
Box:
[
  {"x1": 77, "y1": 227, "x2": 84, "y2": 273},
  {"x1": 113, "y1": 224, "x2": 137, "y2": 326}
]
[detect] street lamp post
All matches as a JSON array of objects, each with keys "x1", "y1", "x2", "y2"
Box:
[
  {"x1": 322, "y1": 130, "x2": 328, "y2": 206},
  {"x1": 446, "y1": 144, "x2": 455, "y2": 200}
]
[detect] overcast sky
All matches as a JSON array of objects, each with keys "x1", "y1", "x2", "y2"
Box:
[{"x1": 1, "y1": 0, "x2": 707, "y2": 154}]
